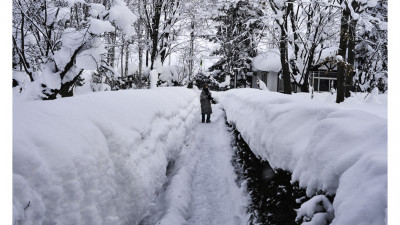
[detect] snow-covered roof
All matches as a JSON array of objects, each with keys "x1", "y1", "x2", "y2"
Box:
[
  {"x1": 253, "y1": 48, "x2": 294, "y2": 73},
  {"x1": 253, "y1": 50, "x2": 281, "y2": 72}
]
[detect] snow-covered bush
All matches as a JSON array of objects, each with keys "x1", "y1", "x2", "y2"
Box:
[
  {"x1": 193, "y1": 71, "x2": 220, "y2": 90},
  {"x1": 220, "y1": 88, "x2": 387, "y2": 225},
  {"x1": 296, "y1": 195, "x2": 334, "y2": 225},
  {"x1": 158, "y1": 66, "x2": 181, "y2": 86}
]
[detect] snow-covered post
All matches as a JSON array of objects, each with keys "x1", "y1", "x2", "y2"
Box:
[
  {"x1": 150, "y1": 69, "x2": 159, "y2": 89},
  {"x1": 311, "y1": 71, "x2": 314, "y2": 99}
]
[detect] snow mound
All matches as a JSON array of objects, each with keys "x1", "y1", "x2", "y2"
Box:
[
  {"x1": 257, "y1": 77, "x2": 269, "y2": 91},
  {"x1": 13, "y1": 88, "x2": 199, "y2": 225},
  {"x1": 365, "y1": 88, "x2": 381, "y2": 104},
  {"x1": 220, "y1": 88, "x2": 387, "y2": 225}
]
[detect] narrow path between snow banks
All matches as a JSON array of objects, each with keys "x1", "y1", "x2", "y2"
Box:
[
  {"x1": 186, "y1": 104, "x2": 247, "y2": 225},
  {"x1": 140, "y1": 103, "x2": 248, "y2": 225}
]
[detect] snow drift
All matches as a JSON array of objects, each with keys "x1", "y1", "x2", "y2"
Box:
[
  {"x1": 219, "y1": 88, "x2": 387, "y2": 225},
  {"x1": 13, "y1": 88, "x2": 199, "y2": 225}
]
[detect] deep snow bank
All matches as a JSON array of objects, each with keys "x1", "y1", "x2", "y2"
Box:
[
  {"x1": 13, "y1": 88, "x2": 199, "y2": 225},
  {"x1": 219, "y1": 89, "x2": 387, "y2": 225}
]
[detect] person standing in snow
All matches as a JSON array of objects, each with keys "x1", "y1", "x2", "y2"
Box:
[{"x1": 200, "y1": 85, "x2": 213, "y2": 123}]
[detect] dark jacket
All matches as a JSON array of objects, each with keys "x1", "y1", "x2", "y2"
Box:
[{"x1": 200, "y1": 90, "x2": 212, "y2": 114}]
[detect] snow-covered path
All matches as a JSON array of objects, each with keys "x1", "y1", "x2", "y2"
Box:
[
  {"x1": 186, "y1": 104, "x2": 247, "y2": 225},
  {"x1": 142, "y1": 103, "x2": 248, "y2": 225}
]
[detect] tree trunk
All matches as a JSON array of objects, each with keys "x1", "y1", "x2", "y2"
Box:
[
  {"x1": 336, "y1": 6, "x2": 350, "y2": 103},
  {"x1": 145, "y1": 23, "x2": 149, "y2": 68},
  {"x1": 44, "y1": 41, "x2": 84, "y2": 100},
  {"x1": 19, "y1": 13, "x2": 34, "y2": 82},
  {"x1": 75, "y1": 4, "x2": 79, "y2": 27},
  {"x1": 137, "y1": 0, "x2": 143, "y2": 77},
  {"x1": 59, "y1": 44, "x2": 85, "y2": 80},
  {"x1": 120, "y1": 35, "x2": 124, "y2": 77},
  {"x1": 111, "y1": 32, "x2": 116, "y2": 68},
  {"x1": 44, "y1": 69, "x2": 84, "y2": 100},
  {"x1": 125, "y1": 41, "x2": 130, "y2": 77},
  {"x1": 107, "y1": 31, "x2": 116, "y2": 68},
  {"x1": 59, "y1": 69, "x2": 84, "y2": 98},
  {"x1": 150, "y1": 0, "x2": 163, "y2": 70},
  {"x1": 345, "y1": 19, "x2": 357, "y2": 97},
  {"x1": 288, "y1": 1, "x2": 299, "y2": 59},
  {"x1": 270, "y1": 0, "x2": 292, "y2": 95},
  {"x1": 280, "y1": 29, "x2": 291, "y2": 94},
  {"x1": 160, "y1": 34, "x2": 170, "y2": 64},
  {"x1": 20, "y1": 13, "x2": 27, "y2": 69},
  {"x1": 301, "y1": 45, "x2": 316, "y2": 92},
  {"x1": 189, "y1": 17, "x2": 195, "y2": 81},
  {"x1": 12, "y1": 36, "x2": 33, "y2": 82},
  {"x1": 146, "y1": 48, "x2": 149, "y2": 68}
]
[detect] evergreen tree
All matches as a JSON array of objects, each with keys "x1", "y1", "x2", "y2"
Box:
[{"x1": 208, "y1": 0, "x2": 263, "y2": 88}]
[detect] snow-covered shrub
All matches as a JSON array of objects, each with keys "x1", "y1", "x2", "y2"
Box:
[
  {"x1": 220, "y1": 88, "x2": 387, "y2": 225},
  {"x1": 296, "y1": 195, "x2": 334, "y2": 225},
  {"x1": 193, "y1": 71, "x2": 220, "y2": 90}
]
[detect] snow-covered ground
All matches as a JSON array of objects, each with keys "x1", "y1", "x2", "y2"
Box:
[
  {"x1": 13, "y1": 86, "x2": 387, "y2": 225},
  {"x1": 13, "y1": 88, "x2": 199, "y2": 224},
  {"x1": 218, "y1": 88, "x2": 387, "y2": 225},
  {"x1": 13, "y1": 87, "x2": 248, "y2": 225}
]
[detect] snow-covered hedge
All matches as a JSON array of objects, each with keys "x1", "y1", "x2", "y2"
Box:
[
  {"x1": 219, "y1": 89, "x2": 387, "y2": 225},
  {"x1": 13, "y1": 88, "x2": 199, "y2": 225}
]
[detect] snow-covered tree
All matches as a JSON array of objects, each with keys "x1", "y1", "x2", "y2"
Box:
[
  {"x1": 139, "y1": 0, "x2": 182, "y2": 70},
  {"x1": 266, "y1": 0, "x2": 293, "y2": 94},
  {"x1": 12, "y1": 0, "x2": 137, "y2": 99},
  {"x1": 208, "y1": 0, "x2": 263, "y2": 88},
  {"x1": 353, "y1": 0, "x2": 387, "y2": 93},
  {"x1": 287, "y1": 0, "x2": 341, "y2": 92},
  {"x1": 12, "y1": 0, "x2": 388, "y2": 97},
  {"x1": 335, "y1": 0, "x2": 382, "y2": 103}
]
